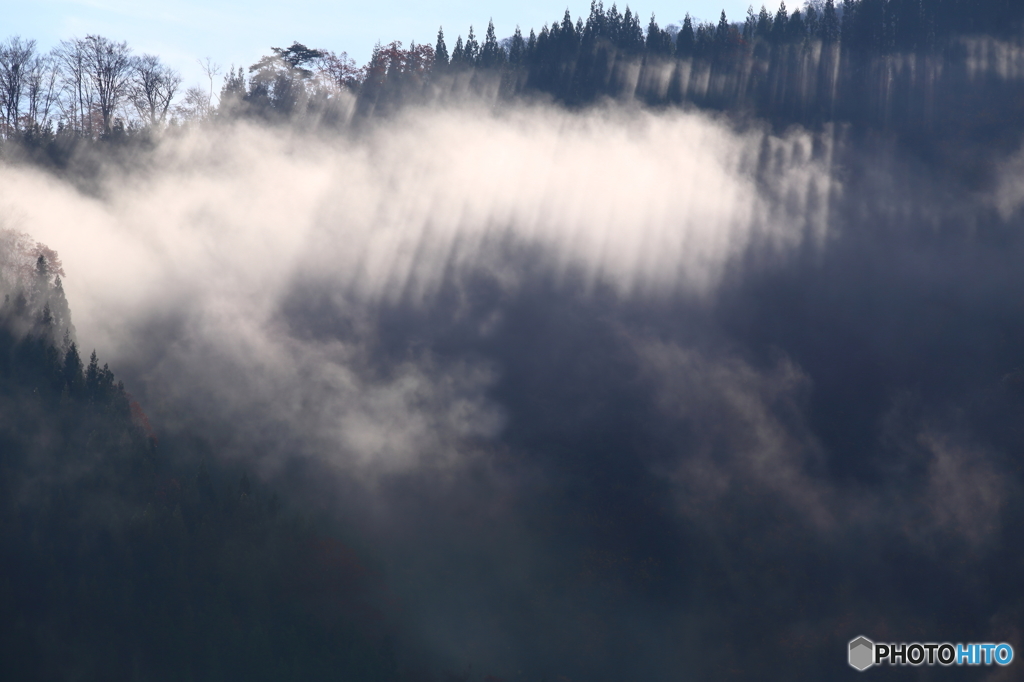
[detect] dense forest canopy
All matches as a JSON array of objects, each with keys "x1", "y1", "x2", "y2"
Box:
[
  {"x1": 1, "y1": 0, "x2": 1023, "y2": 141},
  {"x1": 3, "y1": 1, "x2": 1024, "y2": 681}
]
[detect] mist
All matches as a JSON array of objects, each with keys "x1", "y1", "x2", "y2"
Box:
[{"x1": 3, "y1": 95, "x2": 1024, "y2": 680}]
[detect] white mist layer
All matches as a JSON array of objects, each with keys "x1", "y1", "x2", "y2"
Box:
[{"x1": 0, "y1": 104, "x2": 833, "y2": 472}]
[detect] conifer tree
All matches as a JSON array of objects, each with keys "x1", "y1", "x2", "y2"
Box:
[
  {"x1": 716, "y1": 10, "x2": 731, "y2": 49},
  {"x1": 772, "y1": 1, "x2": 789, "y2": 43},
  {"x1": 49, "y1": 274, "x2": 74, "y2": 344},
  {"x1": 585, "y1": 0, "x2": 607, "y2": 42},
  {"x1": 757, "y1": 5, "x2": 774, "y2": 39},
  {"x1": 86, "y1": 350, "x2": 100, "y2": 396},
  {"x1": 451, "y1": 36, "x2": 465, "y2": 67},
  {"x1": 31, "y1": 254, "x2": 49, "y2": 309},
  {"x1": 38, "y1": 302, "x2": 53, "y2": 331},
  {"x1": 435, "y1": 27, "x2": 449, "y2": 68},
  {"x1": 646, "y1": 14, "x2": 674, "y2": 56},
  {"x1": 676, "y1": 14, "x2": 695, "y2": 56},
  {"x1": 562, "y1": 9, "x2": 577, "y2": 39},
  {"x1": 620, "y1": 7, "x2": 644, "y2": 52},
  {"x1": 63, "y1": 340, "x2": 81, "y2": 386},
  {"x1": 822, "y1": 0, "x2": 840, "y2": 43},
  {"x1": 606, "y1": 3, "x2": 623, "y2": 43},
  {"x1": 480, "y1": 19, "x2": 503, "y2": 68},
  {"x1": 509, "y1": 27, "x2": 526, "y2": 66},
  {"x1": 804, "y1": 3, "x2": 820, "y2": 39},
  {"x1": 647, "y1": 13, "x2": 659, "y2": 48},
  {"x1": 464, "y1": 26, "x2": 480, "y2": 64},
  {"x1": 744, "y1": 5, "x2": 758, "y2": 42},
  {"x1": 788, "y1": 9, "x2": 806, "y2": 42},
  {"x1": 841, "y1": 0, "x2": 856, "y2": 44}
]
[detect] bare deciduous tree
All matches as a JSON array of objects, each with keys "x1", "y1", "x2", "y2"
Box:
[
  {"x1": 0, "y1": 36, "x2": 36, "y2": 135},
  {"x1": 54, "y1": 38, "x2": 94, "y2": 135},
  {"x1": 131, "y1": 54, "x2": 181, "y2": 126},
  {"x1": 24, "y1": 53, "x2": 60, "y2": 130},
  {"x1": 174, "y1": 85, "x2": 211, "y2": 123},
  {"x1": 313, "y1": 50, "x2": 363, "y2": 90},
  {"x1": 81, "y1": 35, "x2": 134, "y2": 135},
  {"x1": 198, "y1": 57, "x2": 222, "y2": 111}
]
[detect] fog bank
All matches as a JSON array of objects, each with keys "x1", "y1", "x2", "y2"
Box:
[{"x1": 2, "y1": 101, "x2": 1023, "y2": 679}]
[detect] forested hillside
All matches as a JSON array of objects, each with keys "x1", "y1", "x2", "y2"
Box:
[
  {"x1": 0, "y1": 232, "x2": 401, "y2": 680},
  {"x1": 3, "y1": 1, "x2": 1024, "y2": 681}
]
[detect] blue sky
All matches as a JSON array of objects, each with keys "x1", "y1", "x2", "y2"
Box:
[{"x1": 10, "y1": 0, "x2": 785, "y2": 94}]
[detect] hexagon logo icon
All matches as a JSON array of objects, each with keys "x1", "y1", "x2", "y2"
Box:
[{"x1": 849, "y1": 636, "x2": 874, "y2": 671}]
